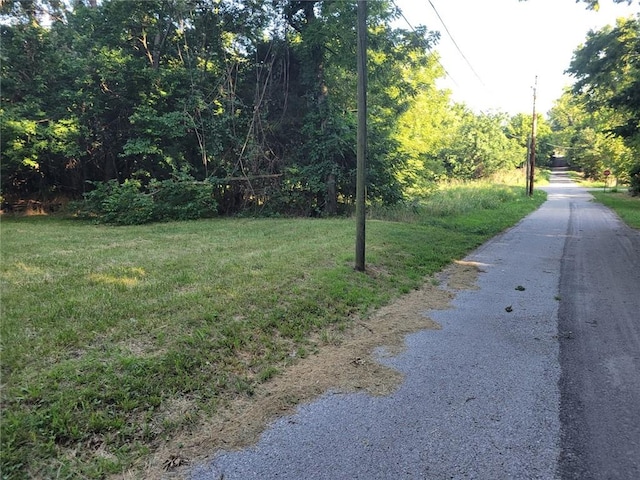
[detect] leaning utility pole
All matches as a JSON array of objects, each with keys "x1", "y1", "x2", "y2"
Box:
[
  {"x1": 528, "y1": 76, "x2": 538, "y2": 197},
  {"x1": 355, "y1": 0, "x2": 367, "y2": 272}
]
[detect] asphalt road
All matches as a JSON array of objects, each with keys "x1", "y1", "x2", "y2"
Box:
[
  {"x1": 556, "y1": 174, "x2": 640, "y2": 479},
  {"x1": 189, "y1": 170, "x2": 640, "y2": 480}
]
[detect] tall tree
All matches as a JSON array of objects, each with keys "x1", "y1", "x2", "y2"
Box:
[
  {"x1": 1, "y1": 0, "x2": 447, "y2": 214},
  {"x1": 563, "y1": 15, "x2": 640, "y2": 182},
  {"x1": 273, "y1": 0, "x2": 440, "y2": 213},
  {"x1": 438, "y1": 108, "x2": 526, "y2": 180},
  {"x1": 567, "y1": 15, "x2": 640, "y2": 143},
  {"x1": 393, "y1": 53, "x2": 452, "y2": 199}
]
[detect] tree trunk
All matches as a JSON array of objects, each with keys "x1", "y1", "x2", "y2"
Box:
[
  {"x1": 152, "y1": 32, "x2": 162, "y2": 69},
  {"x1": 326, "y1": 173, "x2": 337, "y2": 215}
]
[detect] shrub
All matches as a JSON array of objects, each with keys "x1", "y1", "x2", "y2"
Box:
[
  {"x1": 72, "y1": 174, "x2": 217, "y2": 224},
  {"x1": 102, "y1": 180, "x2": 156, "y2": 225},
  {"x1": 73, "y1": 179, "x2": 154, "y2": 225},
  {"x1": 150, "y1": 173, "x2": 217, "y2": 221}
]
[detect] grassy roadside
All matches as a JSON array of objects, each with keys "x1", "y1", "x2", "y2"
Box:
[{"x1": 1, "y1": 180, "x2": 545, "y2": 478}]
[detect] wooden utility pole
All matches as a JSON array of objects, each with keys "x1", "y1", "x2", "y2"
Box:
[
  {"x1": 528, "y1": 76, "x2": 538, "y2": 197},
  {"x1": 355, "y1": 0, "x2": 367, "y2": 272},
  {"x1": 525, "y1": 134, "x2": 531, "y2": 194}
]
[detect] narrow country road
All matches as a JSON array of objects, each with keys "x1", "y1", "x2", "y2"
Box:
[
  {"x1": 556, "y1": 174, "x2": 640, "y2": 479},
  {"x1": 188, "y1": 170, "x2": 640, "y2": 480}
]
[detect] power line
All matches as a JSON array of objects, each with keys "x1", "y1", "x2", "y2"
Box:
[
  {"x1": 426, "y1": 0, "x2": 486, "y2": 86},
  {"x1": 390, "y1": 0, "x2": 459, "y2": 87}
]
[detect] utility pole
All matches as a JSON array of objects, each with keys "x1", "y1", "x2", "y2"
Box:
[
  {"x1": 525, "y1": 134, "x2": 531, "y2": 194},
  {"x1": 528, "y1": 76, "x2": 537, "y2": 197},
  {"x1": 355, "y1": 0, "x2": 367, "y2": 272}
]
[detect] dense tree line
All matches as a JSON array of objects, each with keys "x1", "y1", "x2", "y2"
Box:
[
  {"x1": 0, "y1": 0, "x2": 537, "y2": 218},
  {"x1": 2, "y1": 1, "x2": 638, "y2": 218}
]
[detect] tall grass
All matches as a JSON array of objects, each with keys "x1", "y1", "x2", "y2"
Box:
[
  {"x1": 1, "y1": 177, "x2": 547, "y2": 478},
  {"x1": 370, "y1": 168, "x2": 546, "y2": 222}
]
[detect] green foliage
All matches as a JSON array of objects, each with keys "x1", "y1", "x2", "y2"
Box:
[
  {"x1": 579, "y1": 0, "x2": 635, "y2": 10},
  {"x1": 73, "y1": 174, "x2": 217, "y2": 224},
  {"x1": 150, "y1": 173, "x2": 218, "y2": 221},
  {"x1": 276, "y1": 0, "x2": 442, "y2": 211},
  {"x1": 568, "y1": 16, "x2": 640, "y2": 138},
  {"x1": 506, "y1": 113, "x2": 554, "y2": 166},
  {"x1": 0, "y1": 0, "x2": 550, "y2": 215},
  {"x1": 518, "y1": 0, "x2": 635, "y2": 12},
  {"x1": 545, "y1": 14, "x2": 640, "y2": 187},
  {"x1": 568, "y1": 15, "x2": 640, "y2": 145},
  {"x1": 74, "y1": 180, "x2": 155, "y2": 225},
  {"x1": 393, "y1": 55, "x2": 450, "y2": 199},
  {"x1": 549, "y1": 89, "x2": 636, "y2": 180},
  {"x1": 438, "y1": 109, "x2": 526, "y2": 180}
]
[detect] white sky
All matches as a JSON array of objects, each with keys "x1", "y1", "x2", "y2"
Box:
[{"x1": 394, "y1": 0, "x2": 639, "y2": 116}]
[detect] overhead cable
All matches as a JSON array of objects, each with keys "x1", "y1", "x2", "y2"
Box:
[
  {"x1": 390, "y1": 0, "x2": 459, "y2": 87},
  {"x1": 426, "y1": 0, "x2": 486, "y2": 86}
]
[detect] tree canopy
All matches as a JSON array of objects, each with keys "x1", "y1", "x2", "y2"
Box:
[
  {"x1": 577, "y1": 0, "x2": 636, "y2": 11},
  {"x1": 2, "y1": 0, "x2": 539, "y2": 219},
  {"x1": 5, "y1": 0, "x2": 638, "y2": 219},
  {"x1": 547, "y1": 13, "x2": 639, "y2": 187},
  {"x1": 519, "y1": 0, "x2": 637, "y2": 11},
  {"x1": 567, "y1": 15, "x2": 640, "y2": 143}
]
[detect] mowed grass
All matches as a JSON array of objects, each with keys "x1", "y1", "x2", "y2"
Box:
[
  {"x1": 1, "y1": 181, "x2": 546, "y2": 478},
  {"x1": 590, "y1": 191, "x2": 640, "y2": 229}
]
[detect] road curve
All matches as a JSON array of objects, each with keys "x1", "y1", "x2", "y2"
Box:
[{"x1": 189, "y1": 170, "x2": 639, "y2": 480}]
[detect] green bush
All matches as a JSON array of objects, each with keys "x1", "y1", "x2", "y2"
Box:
[
  {"x1": 103, "y1": 180, "x2": 156, "y2": 225},
  {"x1": 150, "y1": 173, "x2": 217, "y2": 221},
  {"x1": 72, "y1": 174, "x2": 217, "y2": 224},
  {"x1": 72, "y1": 179, "x2": 154, "y2": 225}
]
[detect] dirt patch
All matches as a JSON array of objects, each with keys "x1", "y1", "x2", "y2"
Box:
[
  {"x1": 130, "y1": 261, "x2": 481, "y2": 479},
  {"x1": 446, "y1": 260, "x2": 487, "y2": 290}
]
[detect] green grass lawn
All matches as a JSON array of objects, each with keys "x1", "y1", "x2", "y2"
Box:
[{"x1": 1, "y1": 182, "x2": 545, "y2": 478}]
